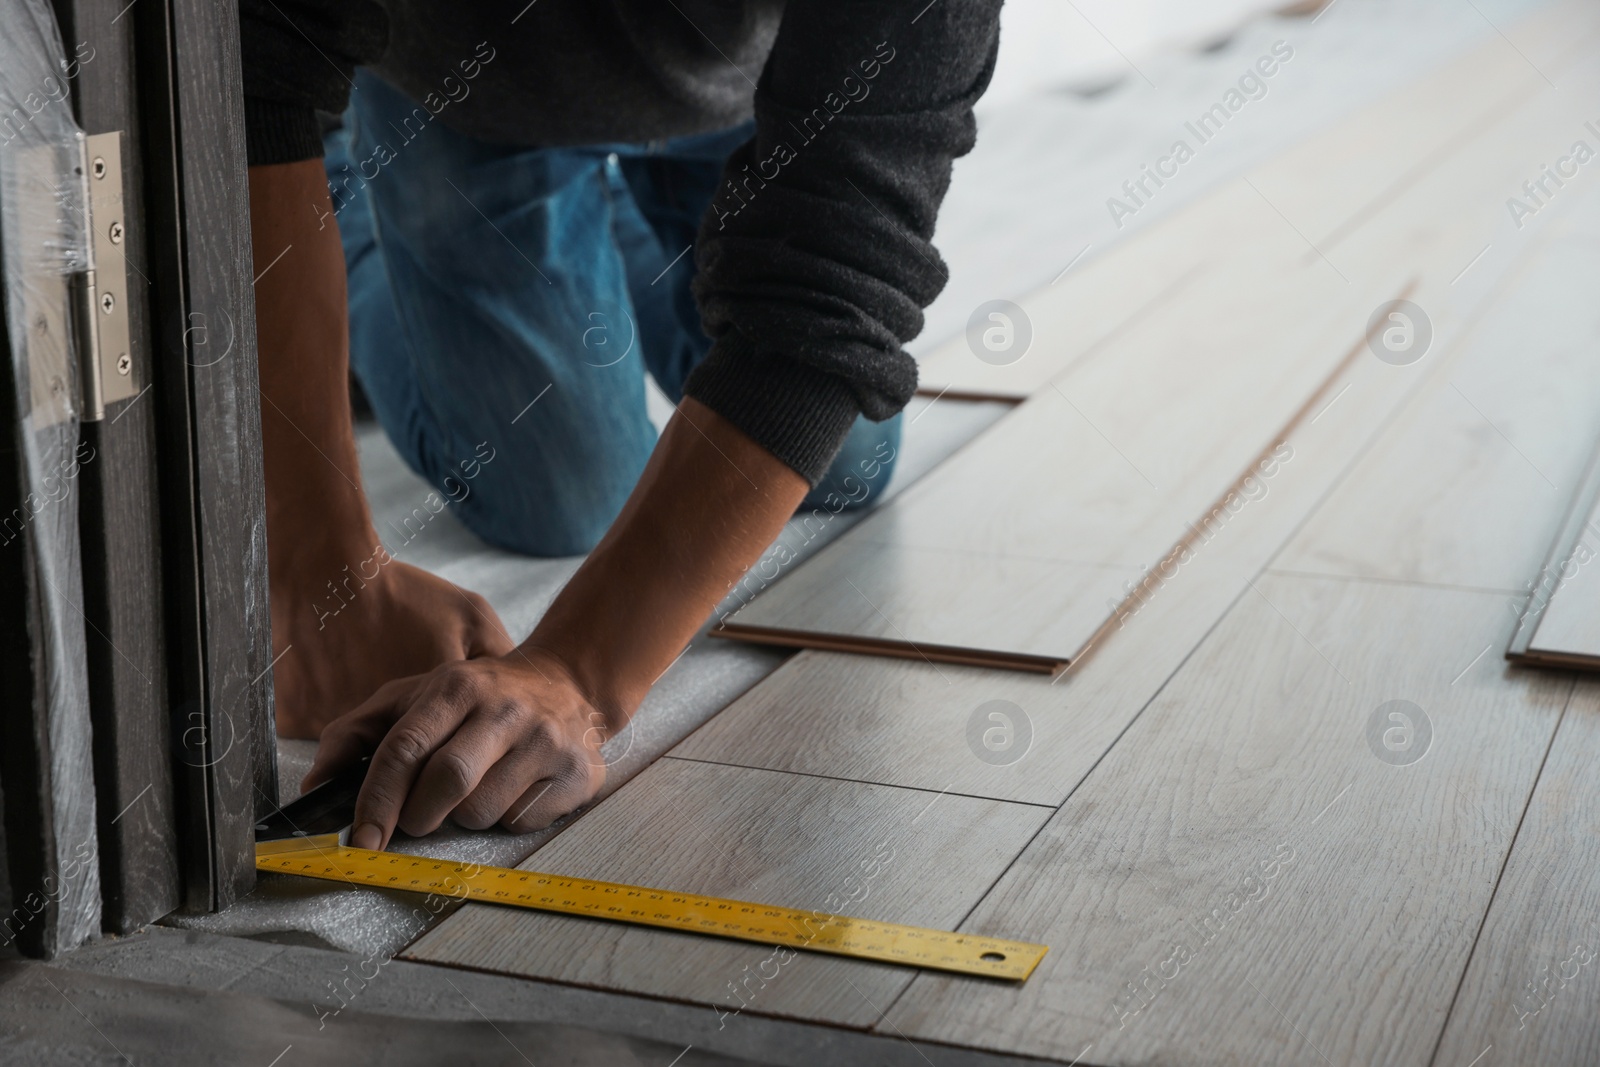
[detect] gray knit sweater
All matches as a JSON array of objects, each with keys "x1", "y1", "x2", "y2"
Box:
[{"x1": 240, "y1": 0, "x2": 1003, "y2": 482}]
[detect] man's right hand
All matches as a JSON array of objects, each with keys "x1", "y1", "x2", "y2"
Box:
[
  {"x1": 303, "y1": 646, "x2": 611, "y2": 847},
  {"x1": 271, "y1": 556, "x2": 515, "y2": 739}
]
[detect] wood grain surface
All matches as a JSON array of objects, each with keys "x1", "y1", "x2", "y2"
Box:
[
  {"x1": 723, "y1": 250, "x2": 1385, "y2": 666},
  {"x1": 56, "y1": 0, "x2": 183, "y2": 935},
  {"x1": 1275, "y1": 164, "x2": 1600, "y2": 595},
  {"x1": 405, "y1": 758, "x2": 1050, "y2": 1028},
  {"x1": 912, "y1": 180, "x2": 1286, "y2": 401},
  {"x1": 1432, "y1": 679, "x2": 1600, "y2": 1067},
  {"x1": 136, "y1": 0, "x2": 274, "y2": 911},
  {"x1": 882, "y1": 575, "x2": 1571, "y2": 1065}
]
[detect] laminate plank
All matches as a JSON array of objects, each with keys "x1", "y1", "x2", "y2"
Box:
[
  {"x1": 913, "y1": 0, "x2": 1585, "y2": 401},
  {"x1": 882, "y1": 575, "x2": 1571, "y2": 1065},
  {"x1": 722, "y1": 253, "x2": 1389, "y2": 666},
  {"x1": 872, "y1": 257, "x2": 1365, "y2": 564},
  {"x1": 1515, "y1": 461, "x2": 1600, "y2": 666},
  {"x1": 683, "y1": 295, "x2": 1494, "y2": 805},
  {"x1": 720, "y1": 540, "x2": 1140, "y2": 672},
  {"x1": 1431, "y1": 680, "x2": 1600, "y2": 1067},
  {"x1": 721, "y1": 32, "x2": 1600, "y2": 671},
  {"x1": 404, "y1": 758, "x2": 1050, "y2": 1028},
  {"x1": 912, "y1": 179, "x2": 1289, "y2": 401},
  {"x1": 676, "y1": 651, "x2": 1080, "y2": 806},
  {"x1": 1274, "y1": 176, "x2": 1600, "y2": 595}
]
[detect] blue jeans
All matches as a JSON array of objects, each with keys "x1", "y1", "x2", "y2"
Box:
[{"x1": 327, "y1": 72, "x2": 900, "y2": 557}]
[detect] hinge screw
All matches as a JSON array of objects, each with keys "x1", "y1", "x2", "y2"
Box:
[
  {"x1": 116, "y1": 353, "x2": 131, "y2": 375},
  {"x1": 100, "y1": 292, "x2": 115, "y2": 314},
  {"x1": 91, "y1": 156, "x2": 107, "y2": 180},
  {"x1": 109, "y1": 221, "x2": 124, "y2": 244}
]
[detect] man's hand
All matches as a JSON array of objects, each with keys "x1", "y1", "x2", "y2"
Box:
[
  {"x1": 272, "y1": 558, "x2": 515, "y2": 738},
  {"x1": 303, "y1": 398, "x2": 812, "y2": 845},
  {"x1": 304, "y1": 649, "x2": 610, "y2": 848}
]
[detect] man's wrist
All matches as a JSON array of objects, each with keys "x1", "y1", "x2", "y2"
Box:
[
  {"x1": 268, "y1": 512, "x2": 389, "y2": 617},
  {"x1": 515, "y1": 629, "x2": 637, "y2": 733}
]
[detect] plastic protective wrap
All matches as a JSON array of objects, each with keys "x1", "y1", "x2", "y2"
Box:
[{"x1": 0, "y1": 0, "x2": 103, "y2": 955}]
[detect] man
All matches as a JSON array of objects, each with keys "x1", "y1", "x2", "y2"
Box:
[{"x1": 245, "y1": 0, "x2": 1002, "y2": 852}]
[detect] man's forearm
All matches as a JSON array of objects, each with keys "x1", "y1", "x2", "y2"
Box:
[
  {"x1": 250, "y1": 159, "x2": 376, "y2": 576},
  {"x1": 522, "y1": 398, "x2": 811, "y2": 726}
]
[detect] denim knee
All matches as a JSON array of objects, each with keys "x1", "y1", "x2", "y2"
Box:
[{"x1": 442, "y1": 434, "x2": 654, "y2": 558}]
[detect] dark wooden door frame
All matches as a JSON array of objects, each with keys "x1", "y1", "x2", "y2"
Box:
[
  {"x1": 1, "y1": 0, "x2": 274, "y2": 954},
  {"x1": 127, "y1": 0, "x2": 276, "y2": 914},
  {"x1": 49, "y1": 0, "x2": 183, "y2": 936}
]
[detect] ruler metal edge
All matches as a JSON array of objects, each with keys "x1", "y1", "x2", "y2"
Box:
[{"x1": 257, "y1": 845, "x2": 1047, "y2": 982}]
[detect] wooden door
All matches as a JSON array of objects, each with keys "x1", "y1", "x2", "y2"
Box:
[{"x1": 0, "y1": 0, "x2": 274, "y2": 956}]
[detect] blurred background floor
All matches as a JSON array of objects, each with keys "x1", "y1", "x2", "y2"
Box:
[{"x1": 924, "y1": 0, "x2": 1550, "y2": 349}]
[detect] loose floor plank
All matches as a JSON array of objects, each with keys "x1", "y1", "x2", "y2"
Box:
[
  {"x1": 882, "y1": 575, "x2": 1571, "y2": 1064},
  {"x1": 676, "y1": 318, "x2": 1430, "y2": 807},
  {"x1": 1431, "y1": 679, "x2": 1600, "y2": 1067},
  {"x1": 693, "y1": 68, "x2": 1600, "y2": 803},
  {"x1": 404, "y1": 759, "x2": 1050, "y2": 1028},
  {"x1": 722, "y1": 253, "x2": 1389, "y2": 668},
  {"x1": 912, "y1": 180, "x2": 1291, "y2": 401},
  {"x1": 1507, "y1": 442, "x2": 1600, "y2": 668},
  {"x1": 679, "y1": 279, "x2": 1519, "y2": 806}
]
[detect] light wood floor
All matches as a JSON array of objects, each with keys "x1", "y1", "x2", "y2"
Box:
[
  {"x1": 716, "y1": 1, "x2": 1600, "y2": 673},
  {"x1": 407, "y1": 5, "x2": 1600, "y2": 1064}
]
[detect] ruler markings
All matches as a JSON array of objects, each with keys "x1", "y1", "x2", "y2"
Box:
[{"x1": 257, "y1": 846, "x2": 1046, "y2": 981}]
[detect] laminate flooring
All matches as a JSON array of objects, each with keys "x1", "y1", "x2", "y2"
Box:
[
  {"x1": 1505, "y1": 441, "x2": 1600, "y2": 670},
  {"x1": 405, "y1": 759, "x2": 1050, "y2": 1028},
  {"x1": 399, "y1": 5, "x2": 1600, "y2": 1066},
  {"x1": 715, "y1": 7, "x2": 1600, "y2": 672}
]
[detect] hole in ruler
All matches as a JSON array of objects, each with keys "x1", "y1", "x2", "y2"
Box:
[{"x1": 980, "y1": 952, "x2": 1007, "y2": 962}]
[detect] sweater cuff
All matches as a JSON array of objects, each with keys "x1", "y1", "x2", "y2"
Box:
[
  {"x1": 245, "y1": 97, "x2": 326, "y2": 166},
  {"x1": 684, "y1": 334, "x2": 864, "y2": 486}
]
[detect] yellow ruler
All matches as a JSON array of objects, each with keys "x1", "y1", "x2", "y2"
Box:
[{"x1": 257, "y1": 845, "x2": 1047, "y2": 981}]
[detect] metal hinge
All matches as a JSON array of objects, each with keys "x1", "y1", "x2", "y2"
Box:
[{"x1": 70, "y1": 131, "x2": 138, "y2": 421}]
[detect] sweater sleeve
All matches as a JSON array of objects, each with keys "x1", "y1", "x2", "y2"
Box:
[
  {"x1": 239, "y1": 0, "x2": 388, "y2": 165},
  {"x1": 684, "y1": 0, "x2": 1002, "y2": 483}
]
